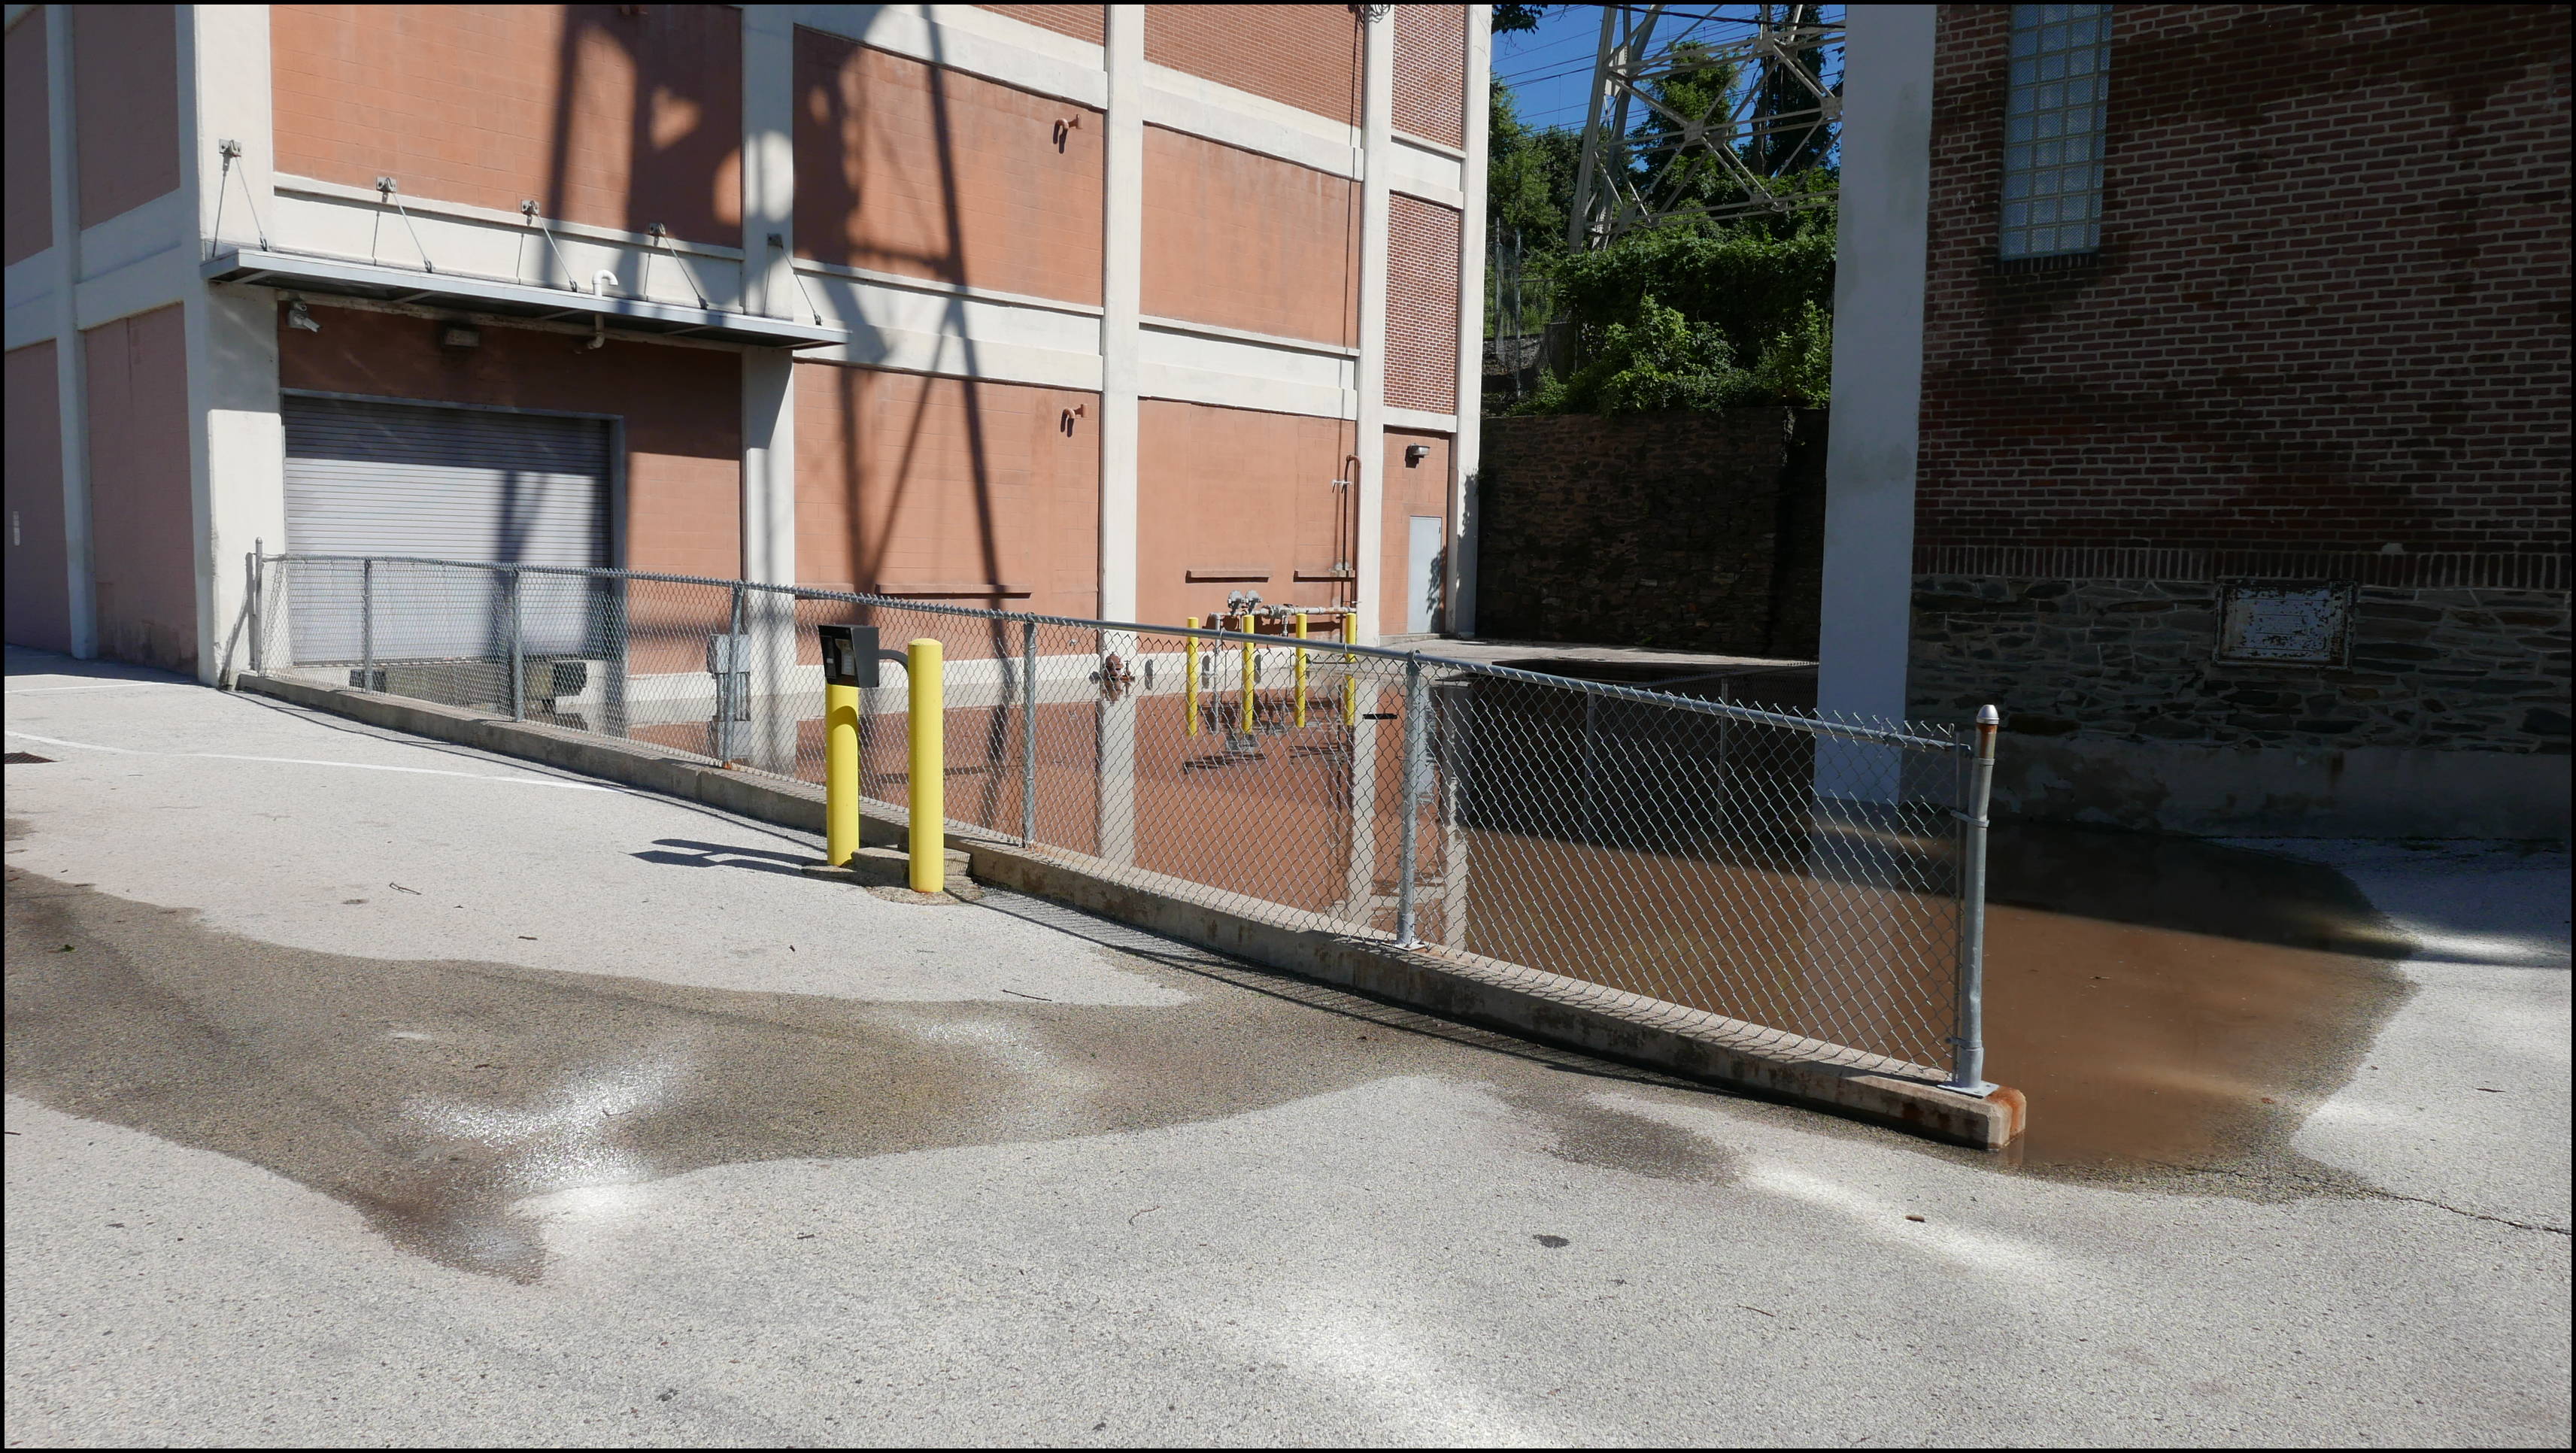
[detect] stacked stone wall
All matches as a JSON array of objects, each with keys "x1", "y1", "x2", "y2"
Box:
[
  {"x1": 1476, "y1": 410, "x2": 1825, "y2": 657},
  {"x1": 1913, "y1": 578, "x2": 2571, "y2": 754}
]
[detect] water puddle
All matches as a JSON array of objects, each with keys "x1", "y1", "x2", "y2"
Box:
[
  {"x1": 1979, "y1": 822, "x2": 2413, "y2": 1175},
  {"x1": 1, "y1": 859, "x2": 1697, "y2": 1281}
]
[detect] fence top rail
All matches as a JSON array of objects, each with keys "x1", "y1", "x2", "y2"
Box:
[{"x1": 266, "y1": 551, "x2": 1966, "y2": 752}]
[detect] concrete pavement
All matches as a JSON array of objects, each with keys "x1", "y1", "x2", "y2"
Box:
[{"x1": 6, "y1": 648, "x2": 2568, "y2": 1445}]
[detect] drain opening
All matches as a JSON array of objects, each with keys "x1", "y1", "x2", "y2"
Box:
[{"x1": 5, "y1": 752, "x2": 55, "y2": 765}]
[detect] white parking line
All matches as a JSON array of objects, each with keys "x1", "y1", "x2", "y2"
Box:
[{"x1": 4, "y1": 730, "x2": 612, "y2": 790}]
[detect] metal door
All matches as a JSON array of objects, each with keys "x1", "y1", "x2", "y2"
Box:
[
  {"x1": 282, "y1": 396, "x2": 608, "y2": 663},
  {"x1": 1406, "y1": 514, "x2": 1444, "y2": 635}
]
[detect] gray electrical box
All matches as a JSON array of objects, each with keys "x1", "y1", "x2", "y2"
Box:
[
  {"x1": 705, "y1": 632, "x2": 752, "y2": 723},
  {"x1": 818, "y1": 623, "x2": 883, "y2": 687}
]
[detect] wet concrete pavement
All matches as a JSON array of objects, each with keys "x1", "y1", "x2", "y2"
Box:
[{"x1": 6, "y1": 649, "x2": 2569, "y2": 1446}]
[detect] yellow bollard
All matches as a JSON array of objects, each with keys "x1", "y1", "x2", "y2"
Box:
[
  {"x1": 1341, "y1": 613, "x2": 1358, "y2": 726},
  {"x1": 1185, "y1": 617, "x2": 1200, "y2": 736},
  {"x1": 825, "y1": 679, "x2": 860, "y2": 866},
  {"x1": 1293, "y1": 612, "x2": 1309, "y2": 728},
  {"x1": 1239, "y1": 613, "x2": 1256, "y2": 735},
  {"x1": 906, "y1": 637, "x2": 943, "y2": 893}
]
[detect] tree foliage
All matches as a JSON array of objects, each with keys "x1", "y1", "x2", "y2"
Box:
[
  {"x1": 1488, "y1": 85, "x2": 1580, "y2": 251},
  {"x1": 1515, "y1": 209, "x2": 1837, "y2": 413},
  {"x1": 1482, "y1": 17, "x2": 1840, "y2": 414}
]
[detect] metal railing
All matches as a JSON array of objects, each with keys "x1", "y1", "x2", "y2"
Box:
[{"x1": 243, "y1": 551, "x2": 1998, "y2": 1089}]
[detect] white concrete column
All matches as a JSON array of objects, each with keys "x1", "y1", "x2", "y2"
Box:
[
  {"x1": 1352, "y1": 9, "x2": 1394, "y2": 645},
  {"x1": 187, "y1": 5, "x2": 286, "y2": 684},
  {"x1": 1447, "y1": 5, "x2": 1492, "y2": 638},
  {"x1": 44, "y1": 3, "x2": 95, "y2": 658},
  {"x1": 740, "y1": 5, "x2": 799, "y2": 767},
  {"x1": 742, "y1": 4, "x2": 797, "y2": 323},
  {"x1": 1097, "y1": 3, "x2": 1142, "y2": 626},
  {"x1": 1094, "y1": 5, "x2": 1145, "y2": 865},
  {"x1": 1816, "y1": 3, "x2": 1935, "y2": 743}
]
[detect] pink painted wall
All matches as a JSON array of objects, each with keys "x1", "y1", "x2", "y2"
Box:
[
  {"x1": 84, "y1": 307, "x2": 197, "y2": 672},
  {"x1": 72, "y1": 4, "x2": 180, "y2": 228},
  {"x1": 5, "y1": 341, "x2": 71, "y2": 654},
  {"x1": 5, "y1": 8, "x2": 52, "y2": 266}
]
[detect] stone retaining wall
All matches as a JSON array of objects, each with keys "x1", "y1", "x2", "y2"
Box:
[{"x1": 1912, "y1": 577, "x2": 2571, "y2": 754}]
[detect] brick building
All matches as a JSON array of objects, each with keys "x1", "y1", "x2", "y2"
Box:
[
  {"x1": 4, "y1": 5, "x2": 1488, "y2": 679},
  {"x1": 1823, "y1": 4, "x2": 2568, "y2": 836}
]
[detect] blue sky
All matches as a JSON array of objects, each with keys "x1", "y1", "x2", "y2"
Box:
[{"x1": 1491, "y1": 5, "x2": 1846, "y2": 135}]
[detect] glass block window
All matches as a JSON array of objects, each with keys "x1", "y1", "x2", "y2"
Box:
[{"x1": 2000, "y1": 4, "x2": 2112, "y2": 260}]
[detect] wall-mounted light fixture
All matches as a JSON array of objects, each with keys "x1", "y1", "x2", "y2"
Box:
[
  {"x1": 1404, "y1": 444, "x2": 1431, "y2": 466},
  {"x1": 285, "y1": 299, "x2": 321, "y2": 332},
  {"x1": 440, "y1": 326, "x2": 481, "y2": 349}
]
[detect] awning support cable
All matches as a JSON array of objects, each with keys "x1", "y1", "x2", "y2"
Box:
[
  {"x1": 648, "y1": 224, "x2": 711, "y2": 308},
  {"x1": 208, "y1": 140, "x2": 272, "y2": 258},
  {"x1": 772, "y1": 234, "x2": 827, "y2": 326},
  {"x1": 520, "y1": 201, "x2": 582, "y2": 293},
  {"x1": 375, "y1": 177, "x2": 436, "y2": 274}
]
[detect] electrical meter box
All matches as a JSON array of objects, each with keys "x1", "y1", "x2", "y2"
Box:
[{"x1": 818, "y1": 623, "x2": 883, "y2": 687}]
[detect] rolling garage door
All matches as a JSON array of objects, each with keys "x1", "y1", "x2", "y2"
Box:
[{"x1": 283, "y1": 396, "x2": 609, "y2": 663}]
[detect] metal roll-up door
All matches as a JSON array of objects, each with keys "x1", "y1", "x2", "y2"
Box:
[{"x1": 283, "y1": 396, "x2": 609, "y2": 665}]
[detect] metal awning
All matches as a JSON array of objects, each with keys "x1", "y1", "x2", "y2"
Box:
[{"x1": 203, "y1": 248, "x2": 846, "y2": 349}]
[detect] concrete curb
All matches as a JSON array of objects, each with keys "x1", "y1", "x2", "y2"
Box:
[{"x1": 235, "y1": 674, "x2": 2025, "y2": 1149}]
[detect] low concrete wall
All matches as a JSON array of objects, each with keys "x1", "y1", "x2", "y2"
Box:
[
  {"x1": 1995, "y1": 733, "x2": 2572, "y2": 841},
  {"x1": 236, "y1": 672, "x2": 2025, "y2": 1149}
]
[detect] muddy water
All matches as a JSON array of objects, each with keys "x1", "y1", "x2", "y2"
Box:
[
  {"x1": 2, "y1": 857, "x2": 1728, "y2": 1282},
  {"x1": 1980, "y1": 822, "x2": 2411, "y2": 1173}
]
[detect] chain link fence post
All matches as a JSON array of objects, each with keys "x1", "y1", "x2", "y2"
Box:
[
  {"x1": 1395, "y1": 654, "x2": 1426, "y2": 947},
  {"x1": 1946, "y1": 704, "x2": 2001, "y2": 1095},
  {"x1": 247, "y1": 541, "x2": 267, "y2": 676},
  {"x1": 1021, "y1": 617, "x2": 1038, "y2": 846},
  {"x1": 360, "y1": 557, "x2": 375, "y2": 690},
  {"x1": 506, "y1": 565, "x2": 526, "y2": 721}
]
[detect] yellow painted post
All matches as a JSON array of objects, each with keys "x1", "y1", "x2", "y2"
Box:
[
  {"x1": 1341, "y1": 614, "x2": 1358, "y2": 726},
  {"x1": 1293, "y1": 612, "x2": 1309, "y2": 727},
  {"x1": 1238, "y1": 613, "x2": 1255, "y2": 735},
  {"x1": 906, "y1": 637, "x2": 944, "y2": 893},
  {"x1": 825, "y1": 681, "x2": 860, "y2": 866},
  {"x1": 1185, "y1": 617, "x2": 1200, "y2": 735}
]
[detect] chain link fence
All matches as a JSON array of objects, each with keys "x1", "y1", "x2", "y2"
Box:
[{"x1": 244, "y1": 553, "x2": 1992, "y2": 1083}]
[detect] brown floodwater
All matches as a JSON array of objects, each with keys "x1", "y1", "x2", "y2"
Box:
[
  {"x1": 645, "y1": 676, "x2": 2417, "y2": 1173},
  {"x1": 1977, "y1": 821, "x2": 2411, "y2": 1172}
]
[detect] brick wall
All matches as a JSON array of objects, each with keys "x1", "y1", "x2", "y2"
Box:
[
  {"x1": 278, "y1": 305, "x2": 744, "y2": 581},
  {"x1": 1385, "y1": 193, "x2": 1462, "y2": 412},
  {"x1": 1916, "y1": 4, "x2": 2571, "y2": 757},
  {"x1": 794, "y1": 28, "x2": 1104, "y2": 304},
  {"x1": 1392, "y1": 5, "x2": 1467, "y2": 147},
  {"x1": 1142, "y1": 126, "x2": 1360, "y2": 346},
  {"x1": 975, "y1": 5, "x2": 1105, "y2": 46},
  {"x1": 793, "y1": 361, "x2": 1102, "y2": 625},
  {"x1": 1136, "y1": 399, "x2": 1357, "y2": 627},
  {"x1": 272, "y1": 5, "x2": 743, "y2": 247},
  {"x1": 1477, "y1": 410, "x2": 1828, "y2": 656},
  {"x1": 1380, "y1": 427, "x2": 1452, "y2": 635},
  {"x1": 1144, "y1": 5, "x2": 1362, "y2": 126},
  {"x1": 1919, "y1": 4, "x2": 2569, "y2": 566}
]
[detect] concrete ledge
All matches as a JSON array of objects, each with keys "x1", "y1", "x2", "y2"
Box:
[
  {"x1": 236, "y1": 673, "x2": 2025, "y2": 1149},
  {"x1": 1995, "y1": 733, "x2": 2572, "y2": 841}
]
